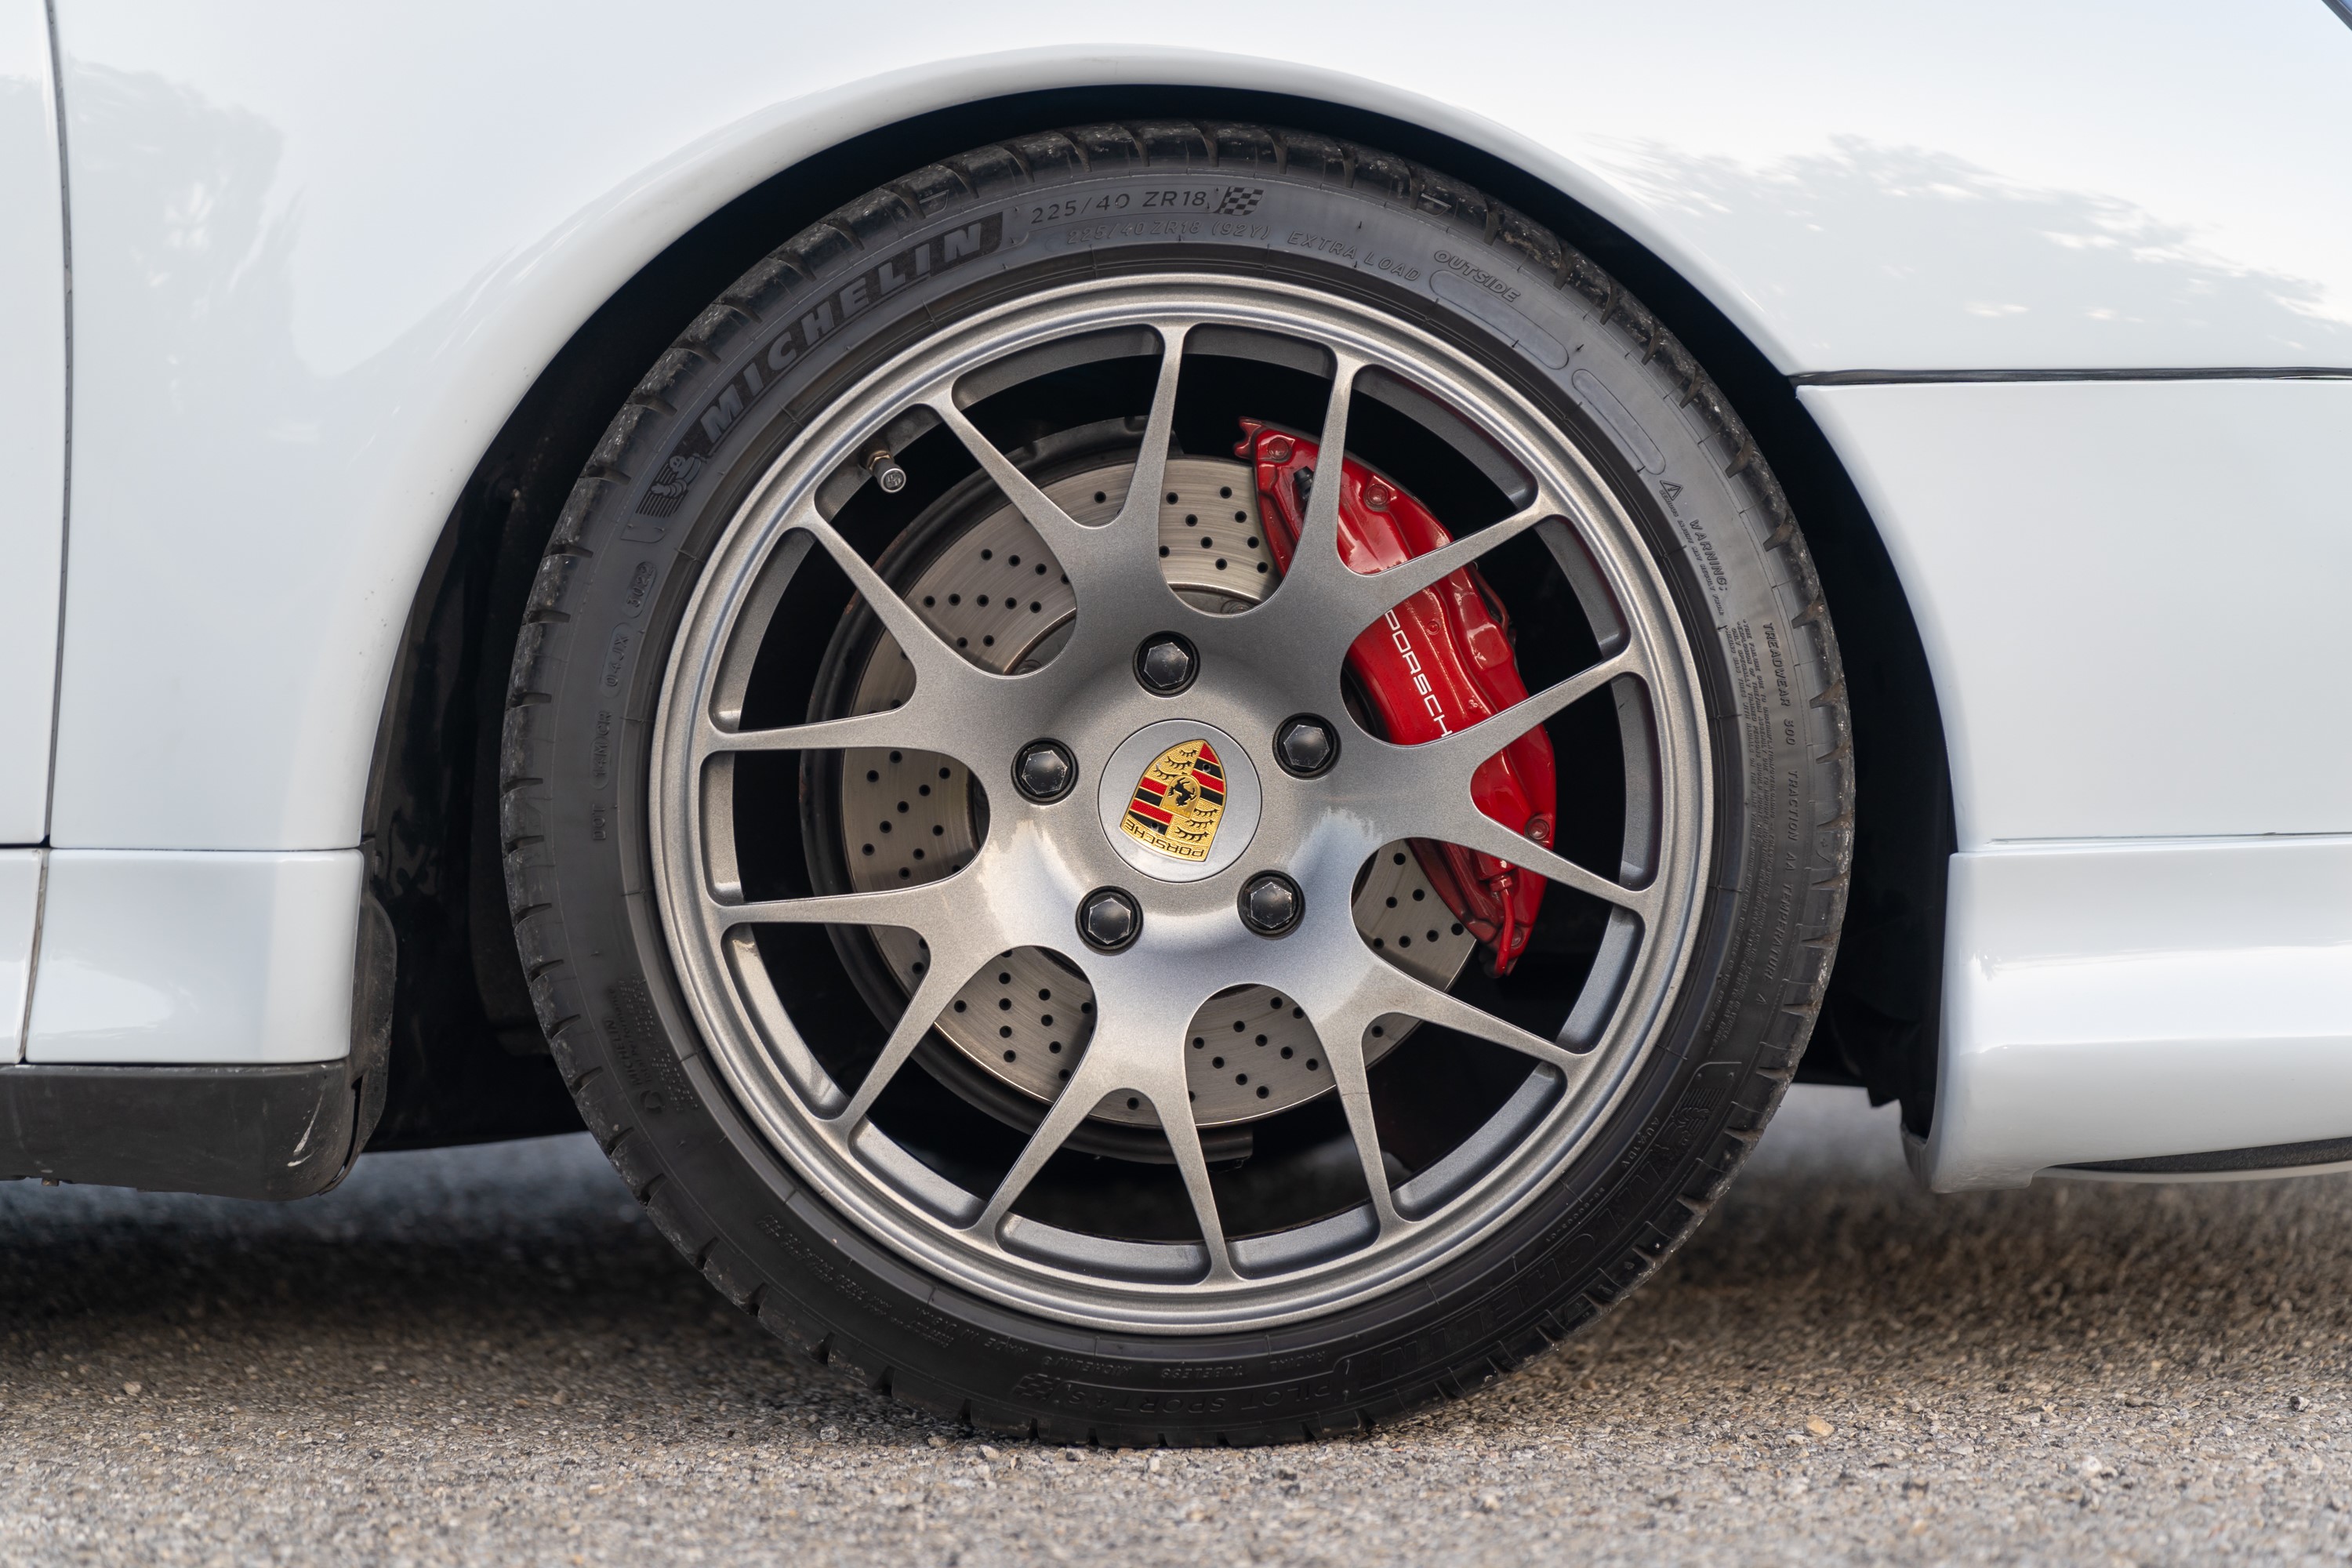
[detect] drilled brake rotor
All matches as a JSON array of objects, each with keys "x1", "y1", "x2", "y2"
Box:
[{"x1": 837, "y1": 454, "x2": 1475, "y2": 1129}]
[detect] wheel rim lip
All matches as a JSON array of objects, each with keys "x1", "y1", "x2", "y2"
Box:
[{"x1": 647, "y1": 271, "x2": 1715, "y2": 1334}]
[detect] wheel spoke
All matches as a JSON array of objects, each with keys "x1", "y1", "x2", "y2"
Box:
[
  {"x1": 790, "y1": 506, "x2": 977, "y2": 689},
  {"x1": 1107, "y1": 322, "x2": 1191, "y2": 541},
  {"x1": 1405, "y1": 647, "x2": 1639, "y2": 782},
  {"x1": 826, "y1": 936, "x2": 989, "y2": 1128},
  {"x1": 699, "y1": 706, "x2": 925, "y2": 758},
  {"x1": 1362, "y1": 647, "x2": 1653, "y2": 910},
  {"x1": 965, "y1": 1000, "x2": 1234, "y2": 1277},
  {"x1": 968, "y1": 1047, "x2": 1127, "y2": 1237},
  {"x1": 1443, "y1": 808, "x2": 1654, "y2": 915},
  {"x1": 1283, "y1": 355, "x2": 1366, "y2": 584},
  {"x1": 1141, "y1": 1076, "x2": 1236, "y2": 1279},
  {"x1": 1363, "y1": 964, "x2": 1592, "y2": 1076},
  {"x1": 1323, "y1": 496, "x2": 1561, "y2": 627},
  {"x1": 713, "y1": 880, "x2": 962, "y2": 934},
  {"x1": 929, "y1": 398, "x2": 1091, "y2": 552},
  {"x1": 1316, "y1": 1007, "x2": 1404, "y2": 1234}
]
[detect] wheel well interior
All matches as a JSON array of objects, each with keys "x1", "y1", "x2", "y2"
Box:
[{"x1": 362, "y1": 86, "x2": 1951, "y2": 1152}]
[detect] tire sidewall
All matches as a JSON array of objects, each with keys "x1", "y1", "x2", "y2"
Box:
[{"x1": 506, "y1": 140, "x2": 1838, "y2": 1441}]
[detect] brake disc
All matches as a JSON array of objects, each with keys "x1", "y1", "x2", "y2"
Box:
[{"x1": 837, "y1": 455, "x2": 1475, "y2": 1129}]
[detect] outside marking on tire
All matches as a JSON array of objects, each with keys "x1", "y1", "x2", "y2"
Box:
[{"x1": 633, "y1": 216, "x2": 1006, "y2": 524}]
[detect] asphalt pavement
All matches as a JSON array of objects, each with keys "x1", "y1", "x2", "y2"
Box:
[{"x1": 4, "y1": 1085, "x2": 2350, "y2": 1566}]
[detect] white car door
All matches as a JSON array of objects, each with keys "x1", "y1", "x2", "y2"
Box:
[{"x1": 0, "y1": 0, "x2": 66, "y2": 1060}]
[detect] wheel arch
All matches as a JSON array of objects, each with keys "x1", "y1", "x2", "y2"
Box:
[{"x1": 363, "y1": 85, "x2": 1951, "y2": 1148}]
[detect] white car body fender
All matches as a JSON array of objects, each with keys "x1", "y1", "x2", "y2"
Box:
[
  {"x1": 8, "y1": 1, "x2": 2352, "y2": 1185},
  {"x1": 1803, "y1": 380, "x2": 2352, "y2": 1185},
  {"x1": 1928, "y1": 837, "x2": 2352, "y2": 1189}
]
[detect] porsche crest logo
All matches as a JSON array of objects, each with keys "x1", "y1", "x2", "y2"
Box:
[{"x1": 1119, "y1": 739, "x2": 1227, "y2": 862}]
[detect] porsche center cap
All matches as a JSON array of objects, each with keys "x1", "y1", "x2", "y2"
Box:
[
  {"x1": 1097, "y1": 719, "x2": 1261, "y2": 883},
  {"x1": 1120, "y1": 738, "x2": 1227, "y2": 861}
]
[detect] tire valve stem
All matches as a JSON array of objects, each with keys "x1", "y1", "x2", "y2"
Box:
[{"x1": 863, "y1": 445, "x2": 908, "y2": 495}]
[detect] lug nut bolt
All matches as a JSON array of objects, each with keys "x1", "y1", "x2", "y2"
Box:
[
  {"x1": 1274, "y1": 715, "x2": 1339, "y2": 778},
  {"x1": 1134, "y1": 633, "x2": 1198, "y2": 696},
  {"x1": 1238, "y1": 872, "x2": 1304, "y2": 938},
  {"x1": 1077, "y1": 887, "x2": 1142, "y2": 953},
  {"x1": 1012, "y1": 739, "x2": 1076, "y2": 803}
]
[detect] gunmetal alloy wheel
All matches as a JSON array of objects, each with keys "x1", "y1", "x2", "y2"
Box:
[{"x1": 504, "y1": 122, "x2": 1852, "y2": 1444}]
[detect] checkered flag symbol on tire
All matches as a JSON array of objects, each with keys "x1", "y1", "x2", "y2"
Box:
[{"x1": 1216, "y1": 187, "x2": 1264, "y2": 216}]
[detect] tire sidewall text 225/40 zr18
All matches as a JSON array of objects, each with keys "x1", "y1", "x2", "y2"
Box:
[{"x1": 500, "y1": 122, "x2": 1851, "y2": 1443}]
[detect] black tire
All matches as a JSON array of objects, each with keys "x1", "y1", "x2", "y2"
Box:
[{"x1": 501, "y1": 122, "x2": 1851, "y2": 1444}]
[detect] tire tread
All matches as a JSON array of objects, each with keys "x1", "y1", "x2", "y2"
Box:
[{"x1": 501, "y1": 118, "x2": 1854, "y2": 1448}]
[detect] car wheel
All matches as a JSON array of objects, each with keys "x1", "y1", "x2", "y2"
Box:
[{"x1": 501, "y1": 122, "x2": 1851, "y2": 1444}]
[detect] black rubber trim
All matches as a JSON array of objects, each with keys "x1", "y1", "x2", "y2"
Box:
[
  {"x1": 1791, "y1": 367, "x2": 2352, "y2": 387},
  {"x1": 0, "y1": 1062, "x2": 360, "y2": 1200},
  {"x1": 2067, "y1": 1135, "x2": 2352, "y2": 1176}
]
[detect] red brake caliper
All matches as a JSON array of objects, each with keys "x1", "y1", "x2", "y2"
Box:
[{"x1": 1239, "y1": 421, "x2": 1556, "y2": 975}]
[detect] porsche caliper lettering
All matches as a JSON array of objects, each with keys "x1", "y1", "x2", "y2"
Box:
[{"x1": 1240, "y1": 420, "x2": 1559, "y2": 972}]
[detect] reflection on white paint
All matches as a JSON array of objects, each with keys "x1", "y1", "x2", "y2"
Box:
[
  {"x1": 0, "y1": 850, "x2": 38, "y2": 1062},
  {"x1": 1804, "y1": 381, "x2": 2352, "y2": 847},
  {"x1": 22, "y1": 956, "x2": 190, "y2": 1047},
  {"x1": 44, "y1": 0, "x2": 2352, "y2": 852},
  {"x1": 1924, "y1": 837, "x2": 2352, "y2": 1190},
  {"x1": 24, "y1": 851, "x2": 359, "y2": 1064}
]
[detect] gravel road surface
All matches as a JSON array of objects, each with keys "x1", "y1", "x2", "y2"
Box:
[{"x1": 5, "y1": 1086, "x2": 2350, "y2": 1565}]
